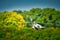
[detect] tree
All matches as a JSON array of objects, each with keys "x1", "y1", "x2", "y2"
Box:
[{"x1": 0, "y1": 12, "x2": 25, "y2": 30}]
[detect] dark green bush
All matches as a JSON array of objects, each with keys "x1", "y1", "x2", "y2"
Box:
[{"x1": 0, "y1": 28, "x2": 60, "y2": 40}]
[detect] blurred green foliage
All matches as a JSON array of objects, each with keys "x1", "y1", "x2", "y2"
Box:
[
  {"x1": 0, "y1": 8, "x2": 60, "y2": 28},
  {"x1": 0, "y1": 28, "x2": 60, "y2": 40},
  {"x1": 0, "y1": 8, "x2": 60, "y2": 40},
  {"x1": 14, "y1": 8, "x2": 60, "y2": 28}
]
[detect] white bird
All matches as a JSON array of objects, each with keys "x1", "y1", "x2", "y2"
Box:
[{"x1": 32, "y1": 22, "x2": 44, "y2": 30}]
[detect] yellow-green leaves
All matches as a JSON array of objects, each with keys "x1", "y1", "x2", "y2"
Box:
[{"x1": 0, "y1": 12, "x2": 25, "y2": 30}]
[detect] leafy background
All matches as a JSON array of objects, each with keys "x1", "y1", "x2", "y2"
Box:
[{"x1": 0, "y1": 8, "x2": 60, "y2": 40}]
